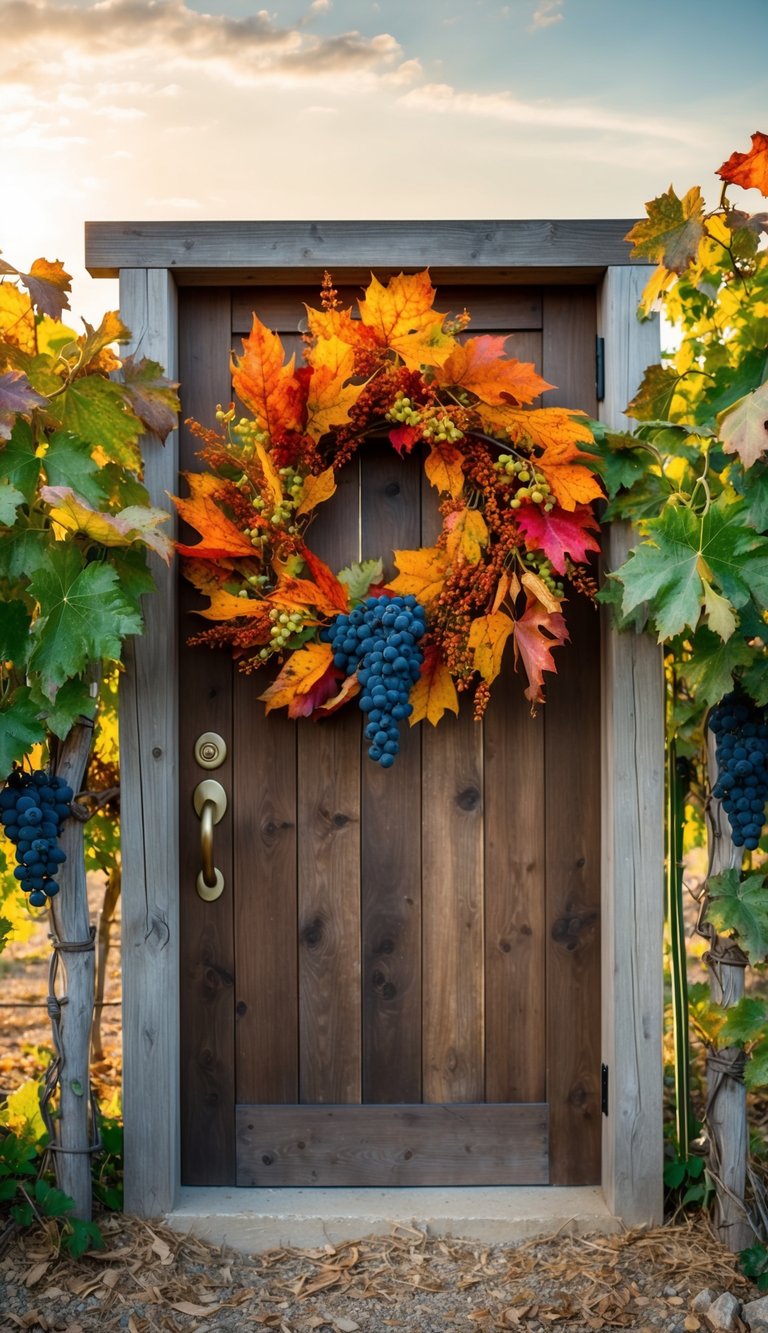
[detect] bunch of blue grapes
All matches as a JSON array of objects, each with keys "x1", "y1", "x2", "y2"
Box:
[
  {"x1": 710, "y1": 690, "x2": 768, "y2": 851},
  {"x1": 320, "y1": 594, "x2": 426, "y2": 767},
  {"x1": 0, "y1": 769, "x2": 72, "y2": 907}
]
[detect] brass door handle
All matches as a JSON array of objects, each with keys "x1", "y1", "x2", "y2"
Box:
[{"x1": 193, "y1": 780, "x2": 227, "y2": 901}]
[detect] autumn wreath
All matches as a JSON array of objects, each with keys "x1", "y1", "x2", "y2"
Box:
[{"x1": 173, "y1": 271, "x2": 602, "y2": 765}]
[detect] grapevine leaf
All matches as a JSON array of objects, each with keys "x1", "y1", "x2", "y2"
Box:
[
  {"x1": 588, "y1": 432, "x2": 651, "y2": 499},
  {"x1": 701, "y1": 578, "x2": 737, "y2": 641},
  {"x1": 706, "y1": 870, "x2": 768, "y2": 961},
  {"x1": 295, "y1": 465, "x2": 337, "y2": 517},
  {"x1": 512, "y1": 597, "x2": 569, "y2": 705},
  {"x1": 0, "y1": 419, "x2": 39, "y2": 501},
  {"x1": 16, "y1": 258, "x2": 72, "y2": 319},
  {"x1": 0, "y1": 527, "x2": 50, "y2": 581},
  {"x1": 109, "y1": 550, "x2": 155, "y2": 615},
  {"x1": 626, "y1": 365, "x2": 682, "y2": 421},
  {"x1": 424, "y1": 439, "x2": 464, "y2": 498},
  {"x1": 0, "y1": 282, "x2": 35, "y2": 353},
  {"x1": 173, "y1": 472, "x2": 256, "y2": 561},
  {"x1": 717, "y1": 131, "x2": 768, "y2": 197},
  {"x1": 33, "y1": 677, "x2": 98, "y2": 740},
  {"x1": 409, "y1": 644, "x2": 459, "y2": 725},
  {"x1": 28, "y1": 545, "x2": 142, "y2": 699},
  {"x1": 78, "y1": 311, "x2": 131, "y2": 370},
  {"x1": 745, "y1": 1040, "x2": 768, "y2": 1091},
  {"x1": 0, "y1": 370, "x2": 46, "y2": 438},
  {"x1": 0, "y1": 599, "x2": 31, "y2": 664},
  {"x1": 719, "y1": 995, "x2": 768, "y2": 1045},
  {"x1": 437, "y1": 334, "x2": 552, "y2": 406},
  {"x1": 444, "y1": 507, "x2": 488, "y2": 565},
  {"x1": 389, "y1": 545, "x2": 449, "y2": 608},
  {"x1": 515, "y1": 503, "x2": 601, "y2": 576},
  {"x1": 41, "y1": 486, "x2": 173, "y2": 563},
  {"x1": 337, "y1": 558, "x2": 384, "y2": 604},
  {"x1": 468, "y1": 611, "x2": 515, "y2": 684},
  {"x1": 303, "y1": 337, "x2": 364, "y2": 442},
  {"x1": 231, "y1": 316, "x2": 304, "y2": 437},
  {"x1": 0, "y1": 481, "x2": 25, "y2": 526},
  {"x1": 679, "y1": 628, "x2": 753, "y2": 706},
  {"x1": 718, "y1": 381, "x2": 768, "y2": 469},
  {"x1": 43, "y1": 432, "x2": 108, "y2": 507},
  {"x1": 51, "y1": 376, "x2": 142, "y2": 467},
  {"x1": 741, "y1": 460, "x2": 768, "y2": 531},
  {"x1": 0, "y1": 687, "x2": 46, "y2": 773},
  {"x1": 625, "y1": 186, "x2": 706, "y2": 272},
  {"x1": 259, "y1": 642, "x2": 334, "y2": 714},
  {"x1": 119, "y1": 355, "x2": 179, "y2": 441}
]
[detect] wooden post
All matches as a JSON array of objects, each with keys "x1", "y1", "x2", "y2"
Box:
[
  {"x1": 49, "y1": 716, "x2": 96, "y2": 1221},
  {"x1": 703, "y1": 728, "x2": 753, "y2": 1251}
]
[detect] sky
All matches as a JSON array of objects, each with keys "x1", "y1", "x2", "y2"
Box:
[{"x1": 1, "y1": 0, "x2": 767, "y2": 323}]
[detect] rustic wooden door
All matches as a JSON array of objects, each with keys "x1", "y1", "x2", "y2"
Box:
[{"x1": 177, "y1": 281, "x2": 601, "y2": 1189}]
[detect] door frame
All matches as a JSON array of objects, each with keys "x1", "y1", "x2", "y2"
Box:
[{"x1": 84, "y1": 222, "x2": 663, "y2": 1225}]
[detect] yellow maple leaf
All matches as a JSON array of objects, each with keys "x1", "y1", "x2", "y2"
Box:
[
  {"x1": 438, "y1": 335, "x2": 552, "y2": 406},
  {"x1": 409, "y1": 645, "x2": 459, "y2": 725},
  {"x1": 304, "y1": 336, "x2": 365, "y2": 441},
  {"x1": 424, "y1": 439, "x2": 465, "y2": 498},
  {"x1": 295, "y1": 465, "x2": 337, "y2": 517},
  {"x1": 305, "y1": 304, "x2": 376, "y2": 349},
  {"x1": 468, "y1": 611, "x2": 515, "y2": 684},
  {"x1": 259, "y1": 641, "x2": 334, "y2": 713},
  {"x1": 388, "y1": 546, "x2": 449, "y2": 608},
  {"x1": 231, "y1": 315, "x2": 304, "y2": 437},
  {"x1": 196, "y1": 587, "x2": 267, "y2": 622},
  {"x1": 444, "y1": 507, "x2": 489, "y2": 565},
  {"x1": 358, "y1": 270, "x2": 453, "y2": 367}
]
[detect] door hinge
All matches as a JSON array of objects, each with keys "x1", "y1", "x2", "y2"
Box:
[
  {"x1": 601, "y1": 1063, "x2": 609, "y2": 1116},
  {"x1": 595, "y1": 336, "x2": 605, "y2": 403}
]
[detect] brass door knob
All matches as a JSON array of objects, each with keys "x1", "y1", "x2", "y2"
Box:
[{"x1": 193, "y1": 779, "x2": 227, "y2": 901}]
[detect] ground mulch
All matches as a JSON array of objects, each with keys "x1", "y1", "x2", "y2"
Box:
[{"x1": 0, "y1": 1213, "x2": 756, "y2": 1333}]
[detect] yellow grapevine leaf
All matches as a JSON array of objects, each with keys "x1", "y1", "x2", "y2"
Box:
[
  {"x1": 41, "y1": 485, "x2": 173, "y2": 563},
  {"x1": 701, "y1": 577, "x2": 737, "y2": 642},
  {"x1": 0, "y1": 284, "x2": 36, "y2": 355},
  {"x1": 625, "y1": 186, "x2": 707, "y2": 273},
  {"x1": 295, "y1": 465, "x2": 337, "y2": 517},
  {"x1": 358, "y1": 270, "x2": 451, "y2": 367},
  {"x1": 424, "y1": 439, "x2": 465, "y2": 498},
  {"x1": 389, "y1": 546, "x2": 449, "y2": 608},
  {"x1": 438, "y1": 334, "x2": 552, "y2": 406},
  {"x1": 231, "y1": 315, "x2": 304, "y2": 437},
  {"x1": 304, "y1": 336, "x2": 364, "y2": 441},
  {"x1": 409, "y1": 644, "x2": 459, "y2": 725},
  {"x1": 468, "y1": 611, "x2": 515, "y2": 684},
  {"x1": 444, "y1": 507, "x2": 488, "y2": 565},
  {"x1": 260, "y1": 641, "x2": 334, "y2": 713}
]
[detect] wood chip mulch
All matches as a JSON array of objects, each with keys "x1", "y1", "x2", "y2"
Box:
[{"x1": 0, "y1": 1212, "x2": 757, "y2": 1333}]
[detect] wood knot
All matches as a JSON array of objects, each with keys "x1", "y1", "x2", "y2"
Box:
[
  {"x1": 261, "y1": 1153, "x2": 274, "y2": 1166},
  {"x1": 236, "y1": 1000, "x2": 247, "y2": 1017},
  {"x1": 551, "y1": 909, "x2": 598, "y2": 951},
  {"x1": 499, "y1": 939, "x2": 512, "y2": 953},
  {"x1": 384, "y1": 481, "x2": 400, "y2": 497},
  {"x1": 301, "y1": 917, "x2": 324, "y2": 949},
  {"x1": 376, "y1": 938, "x2": 394, "y2": 955},
  {"x1": 568, "y1": 1081, "x2": 588, "y2": 1108},
  {"x1": 456, "y1": 786, "x2": 480, "y2": 811}
]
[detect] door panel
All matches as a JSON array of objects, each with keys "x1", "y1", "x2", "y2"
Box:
[{"x1": 178, "y1": 282, "x2": 601, "y2": 1187}]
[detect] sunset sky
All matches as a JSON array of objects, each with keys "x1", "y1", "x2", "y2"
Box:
[{"x1": 2, "y1": 0, "x2": 767, "y2": 322}]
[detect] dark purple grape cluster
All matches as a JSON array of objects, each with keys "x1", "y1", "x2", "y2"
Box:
[
  {"x1": 710, "y1": 690, "x2": 768, "y2": 851},
  {"x1": 320, "y1": 594, "x2": 426, "y2": 767},
  {"x1": 0, "y1": 769, "x2": 72, "y2": 907}
]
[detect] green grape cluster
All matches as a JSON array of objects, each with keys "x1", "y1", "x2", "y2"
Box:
[
  {"x1": 266, "y1": 607, "x2": 306, "y2": 656},
  {"x1": 523, "y1": 552, "x2": 564, "y2": 598},
  {"x1": 495, "y1": 454, "x2": 555, "y2": 512},
  {"x1": 385, "y1": 392, "x2": 422, "y2": 427},
  {"x1": 421, "y1": 412, "x2": 463, "y2": 444}
]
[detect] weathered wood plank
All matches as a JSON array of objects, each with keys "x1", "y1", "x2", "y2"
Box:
[
  {"x1": 598, "y1": 266, "x2": 664, "y2": 1226},
  {"x1": 232, "y1": 287, "x2": 543, "y2": 333},
  {"x1": 86, "y1": 220, "x2": 640, "y2": 281},
  {"x1": 177, "y1": 289, "x2": 236, "y2": 1186},
  {"x1": 118, "y1": 267, "x2": 180, "y2": 1216},
  {"x1": 297, "y1": 462, "x2": 361, "y2": 1104},
  {"x1": 237, "y1": 1104, "x2": 548, "y2": 1186},
  {"x1": 233, "y1": 704, "x2": 298, "y2": 1105},
  {"x1": 360, "y1": 443, "x2": 422, "y2": 1104}
]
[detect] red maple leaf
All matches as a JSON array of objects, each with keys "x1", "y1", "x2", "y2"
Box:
[
  {"x1": 515, "y1": 503, "x2": 601, "y2": 575},
  {"x1": 513, "y1": 598, "x2": 569, "y2": 706},
  {"x1": 718, "y1": 132, "x2": 768, "y2": 197}
]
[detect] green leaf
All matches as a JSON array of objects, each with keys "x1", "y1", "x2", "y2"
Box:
[
  {"x1": 0, "y1": 479, "x2": 25, "y2": 526},
  {"x1": 741, "y1": 657, "x2": 768, "y2": 706},
  {"x1": 626, "y1": 365, "x2": 682, "y2": 422},
  {"x1": 707, "y1": 869, "x2": 768, "y2": 961},
  {"x1": 719, "y1": 994, "x2": 768, "y2": 1044},
  {"x1": 745, "y1": 1039, "x2": 768, "y2": 1090},
  {"x1": 110, "y1": 549, "x2": 155, "y2": 615},
  {"x1": 680, "y1": 628, "x2": 753, "y2": 706},
  {"x1": 51, "y1": 376, "x2": 142, "y2": 468},
  {"x1": 0, "y1": 687, "x2": 45, "y2": 773},
  {"x1": 0, "y1": 418, "x2": 39, "y2": 502},
  {"x1": 741, "y1": 460, "x2": 768, "y2": 532},
  {"x1": 43, "y1": 431, "x2": 107, "y2": 507},
  {"x1": 34, "y1": 1177, "x2": 75, "y2": 1218},
  {"x1": 27, "y1": 544, "x2": 142, "y2": 699},
  {"x1": 32, "y1": 677, "x2": 97, "y2": 741},
  {"x1": 0, "y1": 526, "x2": 50, "y2": 582},
  {"x1": 739, "y1": 1245, "x2": 768, "y2": 1282},
  {"x1": 63, "y1": 1217, "x2": 103, "y2": 1259},
  {"x1": 337, "y1": 558, "x2": 384, "y2": 604},
  {"x1": 663, "y1": 1159, "x2": 686, "y2": 1188},
  {"x1": 0, "y1": 599, "x2": 31, "y2": 664},
  {"x1": 626, "y1": 186, "x2": 706, "y2": 273}
]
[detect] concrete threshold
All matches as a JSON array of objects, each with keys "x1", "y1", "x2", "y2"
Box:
[{"x1": 167, "y1": 1186, "x2": 620, "y2": 1254}]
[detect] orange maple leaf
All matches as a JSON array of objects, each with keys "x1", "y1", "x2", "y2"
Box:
[
  {"x1": 231, "y1": 315, "x2": 304, "y2": 437},
  {"x1": 424, "y1": 439, "x2": 465, "y2": 498},
  {"x1": 718, "y1": 131, "x2": 768, "y2": 197},
  {"x1": 298, "y1": 545, "x2": 350, "y2": 613},
  {"x1": 513, "y1": 597, "x2": 569, "y2": 706},
  {"x1": 409, "y1": 644, "x2": 459, "y2": 725},
  {"x1": 438, "y1": 335, "x2": 552, "y2": 406},
  {"x1": 173, "y1": 472, "x2": 256, "y2": 560},
  {"x1": 267, "y1": 576, "x2": 343, "y2": 618},
  {"x1": 259, "y1": 642, "x2": 335, "y2": 714},
  {"x1": 479, "y1": 406, "x2": 601, "y2": 512},
  {"x1": 195, "y1": 587, "x2": 268, "y2": 622},
  {"x1": 358, "y1": 270, "x2": 454, "y2": 369},
  {"x1": 305, "y1": 304, "x2": 377, "y2": 350},
  {"x1": 468, "y1": 611, "x2": 515, "y2": 684},
  {"x1": 303, "y1": 336, "x2": 365, "y2": 442},
  {"x1": 388, "y1": 546, "x2": 449, "y2": 608}
]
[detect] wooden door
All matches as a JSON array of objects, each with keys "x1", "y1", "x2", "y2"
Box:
[{"x1": 177, "y1": 281, "x2": 601, "y2": 1188}]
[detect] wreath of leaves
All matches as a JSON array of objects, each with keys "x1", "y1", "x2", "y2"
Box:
[{"x1": 173, "y1": 270, "x2": 603, "y2": 724}]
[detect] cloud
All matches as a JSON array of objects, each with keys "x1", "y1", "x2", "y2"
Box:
[
  {"x1": 529, "y1": 0, "x2": 564, "y2": 29},
  {"x1": 310, "y1": 0, "x2": 332, "y2": 10},
  {"x1": 399, "y1": 83, "x2": 698, "y2": 145}
]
